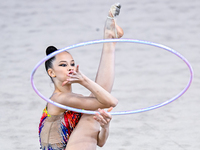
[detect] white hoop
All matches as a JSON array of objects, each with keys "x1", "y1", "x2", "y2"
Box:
[{"x1": 31, "y1": 39, "x2": 193, "y2": 115}]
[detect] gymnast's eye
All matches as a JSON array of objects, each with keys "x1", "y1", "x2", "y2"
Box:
[{"x1": 59, "y1": 64, "x2": 67, "y2": 67}]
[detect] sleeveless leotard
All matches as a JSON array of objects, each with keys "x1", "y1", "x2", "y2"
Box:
[{"x1": 39, "y1": 107, "x2": 82, "y2": 150}]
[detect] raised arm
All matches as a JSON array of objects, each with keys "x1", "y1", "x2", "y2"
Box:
[{"x1": 56, "y1": 65, "x2": 118, "y2": 110}]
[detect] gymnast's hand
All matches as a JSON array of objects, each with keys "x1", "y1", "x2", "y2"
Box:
[
  {"x1": 93, "y1": 107, "x2": 113, "y2": 129},
  {"x1": 62, "y1": 65, "x2": 85, "y2": 86}
]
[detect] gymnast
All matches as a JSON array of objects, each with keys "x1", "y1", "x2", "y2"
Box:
[{"x1": 39, "y1": 3, "x2": 123, "y2": 150}]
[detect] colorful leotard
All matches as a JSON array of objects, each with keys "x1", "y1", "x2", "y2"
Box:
[{"x1": 39, "y1": 107, "x2": 82, "y2": 150}]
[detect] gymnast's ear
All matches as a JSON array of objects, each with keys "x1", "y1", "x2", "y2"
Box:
[{"x1": 48, "y1": 68, "x2": 56, "y2": 78}]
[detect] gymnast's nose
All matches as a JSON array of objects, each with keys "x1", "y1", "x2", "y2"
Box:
[{"x1": 68, "y1": 68, "x2": 74, "y2": 72}]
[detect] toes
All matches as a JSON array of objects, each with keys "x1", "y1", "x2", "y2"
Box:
[
  {"x1": 114, "y1": 3, "x2": 121, "y2": 16},
  {"x1": 116, "y1": 3, "x2": 121, "y2": 9},
  {"x1": 111, "y1": 3, "x2": 121, "y2": 17}
]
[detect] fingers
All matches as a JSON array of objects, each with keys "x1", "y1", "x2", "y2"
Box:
[
  {"x1": 62, "y1": 66, "x2": 82, "y2": 86},
  {"x1": 76, "y1": 65, "x2": 79, "y2": 72},
  {"x1": 67, "y1": 71, "x2": 80, "y2": 80},
  {"x1": 107, "y1": 107, "x2": 113, "y2": 112},
  {"x1": 62, "y1": 73, "x2": 74, "y2": 86},
  {"x1": 94, "y1": 114, "x2": 108, "y2": 125},
  {"x1": 93, "y1": 108, "x2": 112, "y2": 128}
]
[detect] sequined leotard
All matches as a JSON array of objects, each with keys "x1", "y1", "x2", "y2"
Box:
[{"x1": 39, "y1": 107, "x2": 82, "y2": 150}]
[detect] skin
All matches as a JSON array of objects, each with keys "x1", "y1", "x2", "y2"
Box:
[
  {"x1": 47, "y1": 53, "x2": 118, "y2": 114},
  {"x1": 45, "y1": 5, "x2": 124, "y2": 150},
  {"x1": 46, "y1": 52, "x2": 117, "y2": 149},
  {"x1": 64, "y1": 10, "x2": 124, "y2": 150}
]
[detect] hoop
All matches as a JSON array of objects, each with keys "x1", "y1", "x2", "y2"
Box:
[{"x1": 31, "y1": 39, "x2": 193, "y2": 115}]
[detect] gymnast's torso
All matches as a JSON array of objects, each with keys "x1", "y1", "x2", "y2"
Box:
[{"x1": 39, "y1": 107, "x2": 81, "y2": 150}]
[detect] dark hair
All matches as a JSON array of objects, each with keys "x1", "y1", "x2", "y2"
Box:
[{"x1": 45, "y1": 46, "x2": 57, "y2": 81}]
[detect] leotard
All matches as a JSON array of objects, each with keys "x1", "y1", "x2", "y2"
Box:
[{"x1": 39, "y1": 107, "x2": 82, "y2": 150}]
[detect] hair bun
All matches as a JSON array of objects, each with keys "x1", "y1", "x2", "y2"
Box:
[{"x1": 46, "y1": 46, "x2": 57, "y2": 55}]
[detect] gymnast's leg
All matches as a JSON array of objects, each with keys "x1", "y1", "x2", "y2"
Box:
[
  {"x1": 65, "y1": 4, "x2": 124, "y2": 150},
  {"x1": 94, "y1": 3, "x2": 124, "y2": 93}
]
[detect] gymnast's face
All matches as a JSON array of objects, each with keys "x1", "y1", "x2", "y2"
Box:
[{"x1": 48, "y1": 52, "x2": 75, "y2": 82}]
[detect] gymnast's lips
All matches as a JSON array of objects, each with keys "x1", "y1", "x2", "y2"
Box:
[{"x1": 68, "y1": 71, "x2": 73, "y2": 75}]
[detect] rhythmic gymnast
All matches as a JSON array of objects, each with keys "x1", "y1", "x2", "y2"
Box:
[{"x1": 39, "y1": 3, "x2": 123, "y2": 150}]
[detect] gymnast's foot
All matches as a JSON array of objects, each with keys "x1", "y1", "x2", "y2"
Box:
[{"x1": 104, "y1": 3, "x2": 124, "y2": 39}]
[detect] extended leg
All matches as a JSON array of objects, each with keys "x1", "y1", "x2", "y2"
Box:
[{"x1": 95, "y1": 3, "x2": 124, "y2": 93}]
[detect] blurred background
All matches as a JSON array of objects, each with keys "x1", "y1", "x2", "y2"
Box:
[{"x1": 0, "y1": 0, "x2": 199, "y2": 149}]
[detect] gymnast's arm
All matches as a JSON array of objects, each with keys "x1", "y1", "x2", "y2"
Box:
[
  {"x1": 94, "y1": 108, "x2": 113, "y2": 147},
  {"x1": 57, "y1": 66, "x2": 118, "y2": 110}
]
